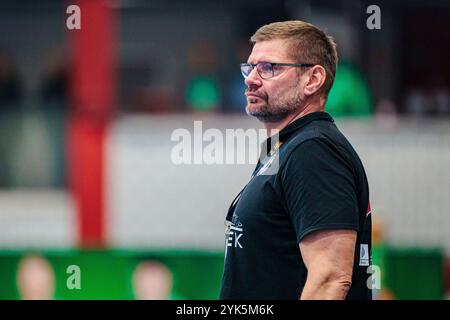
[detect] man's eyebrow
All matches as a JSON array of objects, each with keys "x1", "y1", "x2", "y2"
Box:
[
  {"x1": 247, "y1": 58, "x2": 279, "y2": 64},
  {"x1": 247, "y1": 57, "x2": 267, "y2": 64},
  {"x1": 246, "y1": 60, "x2": 265, "y2": 64}
]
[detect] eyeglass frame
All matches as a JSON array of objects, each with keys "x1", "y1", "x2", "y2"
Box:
[{"x1": 240, "y1": 62, "x2": 315, "y2": 80}]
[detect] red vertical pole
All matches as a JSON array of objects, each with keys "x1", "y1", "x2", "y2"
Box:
[{"x1": 68, "y1": 0, "x2": 116, "y2": 247}]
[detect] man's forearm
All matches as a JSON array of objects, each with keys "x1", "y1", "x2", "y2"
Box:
[{"x1": 300, "y1": 276, "x2": 351, "y2": 300}]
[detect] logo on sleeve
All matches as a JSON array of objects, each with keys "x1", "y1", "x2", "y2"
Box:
[
  {"x1": 359, "y1": 244, "x2": 370, "y2": 266},
  {"x1": 366, "y1": 201, "x2": 372, "y2": 217}
]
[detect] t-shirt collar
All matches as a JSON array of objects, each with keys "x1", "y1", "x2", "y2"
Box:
[
  {"x1": 279, "y1": 111, "x2": 333, "y2": 140},
  {"x1": 259, "y1": 112, "x2": 333, "y2": 160}
]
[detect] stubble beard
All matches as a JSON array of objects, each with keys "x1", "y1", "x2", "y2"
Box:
[{"x1": 246, "y1": 89, "x2": 304, "y2": 123}]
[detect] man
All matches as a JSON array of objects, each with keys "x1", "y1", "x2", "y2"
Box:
[{"x1": 220, "y1": 21, "x2": 372, "y2": 300}]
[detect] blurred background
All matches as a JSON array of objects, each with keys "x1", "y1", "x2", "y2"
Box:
[{"x1": 0, "y1": 0, "x2": 449, "y2": 299}]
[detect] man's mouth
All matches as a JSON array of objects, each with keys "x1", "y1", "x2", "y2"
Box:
[{"x1": 246, "y1": 95, "x2": 264, "y2": 103}]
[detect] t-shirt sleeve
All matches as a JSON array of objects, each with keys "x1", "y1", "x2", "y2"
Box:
[{"x1": 280, "y1": 138, "x2": 359, "y2": 243}]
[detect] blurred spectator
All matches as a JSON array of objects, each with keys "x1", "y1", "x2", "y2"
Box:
[
  {"x1": 404, "y1": 78, "x2": 450, "y2": 117},
  {"x1": 0, "y1": 51, "x2": 22, "y2": 106},
  {"x1": 184, "y1": 41, "x2": 222, "y2": 112},
  {"x1": 326, "y1": 60, "x2": 372, "y2": 117},
  {"x1": 38, "y1": 47, "x2": 69, "y2": 187},
  {"x1": 434, "y1": 87, "x2": 450, "y2": 115},
  {"x1": 39, "y1": 48, "x2": 68, "y2": 108},
  {"x1": 16, "y1": 254, "x2": 55, "y2": 300},
  {"x1": 132, "y1": 86, "x2": 179, "y2": 113},
  {"x1": 223, "y1": 39, "x2": 251, "y2": 113},
  {"x1": 374, "y1": 99, "x2": 399, "y2": 129},
  {"x1": 132, "y1": 260, "x2": 174, "y2": 300},
  {"x1": 404, "y1": 88, "x2": 433, "y2": 116},
  {"x1": 430, "y1": 76, "x2": 450, "y2": 116},
  {"x1": 119, "y1": 59, "x2": 180, "y2": 113},
  {"x1": 0, "y1": 51, "x2": 23, "y2": 187}
]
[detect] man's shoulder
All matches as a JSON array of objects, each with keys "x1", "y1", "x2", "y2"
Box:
[
  {"x1": 278, "y1": 121, "x2": 359, "y2": 176},
  {"x1": 280, "y1": 121, "x2": 335, "y2": 157}
]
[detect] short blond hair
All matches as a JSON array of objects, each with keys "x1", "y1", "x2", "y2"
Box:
[{"x1": 250, "y1": 20, "x2": 338, "y2": 97}]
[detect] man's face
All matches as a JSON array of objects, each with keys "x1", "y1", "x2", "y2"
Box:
[{"x1": 245, "y1": 39, "x2": 307, "y2": 123}]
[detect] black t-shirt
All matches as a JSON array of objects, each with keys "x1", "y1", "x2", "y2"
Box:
[{"x1": 220, "y1": 112, "x2": 372, "y2": 300}]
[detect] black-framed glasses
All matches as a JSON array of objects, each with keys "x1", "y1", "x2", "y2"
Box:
[{"x1": 240, "y1": 62, "x2": 315, "y2": 80}]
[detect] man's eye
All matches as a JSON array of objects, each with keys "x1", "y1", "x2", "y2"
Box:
[
  {"x1": 272, "y1": 65, "x2": 282, "y2": 72},
  {"x1": 260, "y1": 63, "x2": 272, "y2": 72}
]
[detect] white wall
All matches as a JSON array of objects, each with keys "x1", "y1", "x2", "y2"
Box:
[{"x1": 106, "y1": 115, "x2": 450, "y2": 252}]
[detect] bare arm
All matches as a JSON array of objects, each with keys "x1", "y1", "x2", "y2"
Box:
[{"x1": 299, "y1": 229, "x2": 356, "y2": 300}]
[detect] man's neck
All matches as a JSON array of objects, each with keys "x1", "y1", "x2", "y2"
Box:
[{"x1": 264, "y1": 98, "x2": 325, "y2": 136}]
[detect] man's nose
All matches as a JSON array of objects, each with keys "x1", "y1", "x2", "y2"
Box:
[{"x1": 244, "y1": 67, "x2": 262, "y2": 88}]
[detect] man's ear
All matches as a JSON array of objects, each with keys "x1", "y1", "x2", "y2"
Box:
[{"x1": 304, "y1": 65, "x2": 326, "y2": 96}]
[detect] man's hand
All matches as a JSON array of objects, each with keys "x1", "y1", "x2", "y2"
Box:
[{"x1": 299, "y1": 229, "x2": 356, "y2": 300}]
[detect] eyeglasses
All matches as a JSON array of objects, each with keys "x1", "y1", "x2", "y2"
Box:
[{"x1": 240, "y1": 62, "x2": 315, "y2": 80}]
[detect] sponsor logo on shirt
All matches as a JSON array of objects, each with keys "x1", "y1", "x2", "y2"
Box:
[{"x1": 226, "y1": 214, "x2": 244, "y2": 249}]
